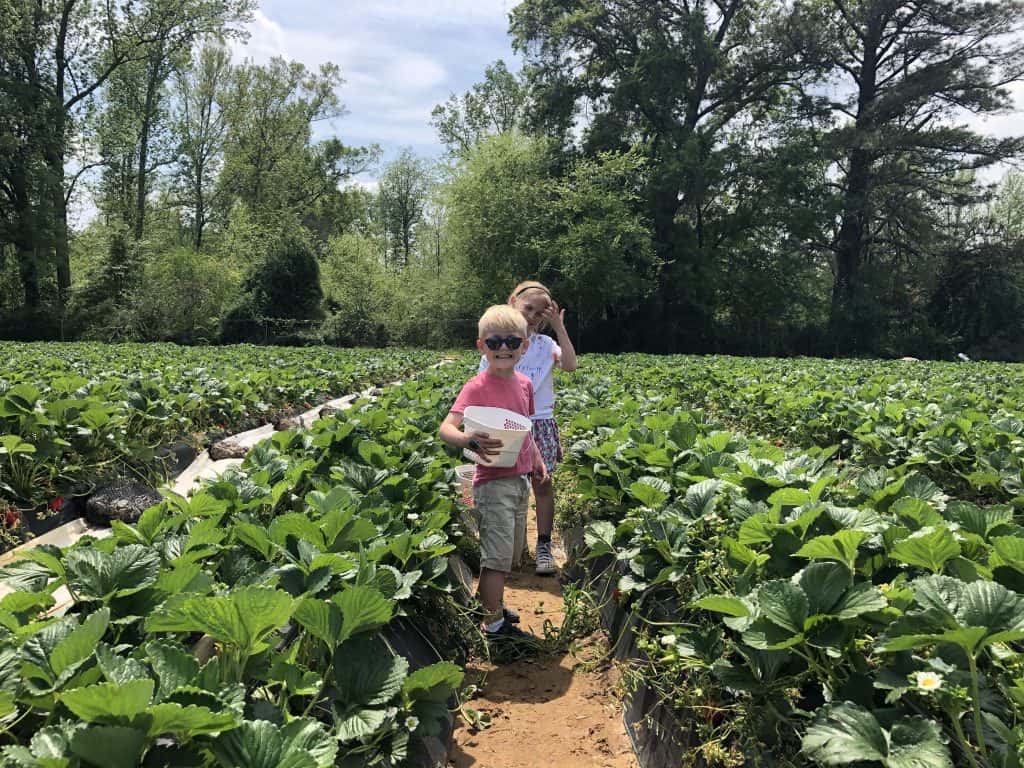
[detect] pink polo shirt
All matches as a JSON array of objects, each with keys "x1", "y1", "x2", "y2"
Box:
[{"x1": 451, "y1": 370, "x2": 535, "y2": 485}]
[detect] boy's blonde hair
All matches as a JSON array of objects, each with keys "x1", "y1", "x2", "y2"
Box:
[{"x1": 478, "y1": 304, "x2": 528, "y2": 338}]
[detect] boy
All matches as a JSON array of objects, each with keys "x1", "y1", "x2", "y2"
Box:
[{"x1": 440, "y1": 305, "x2": 549, "y2": 639}]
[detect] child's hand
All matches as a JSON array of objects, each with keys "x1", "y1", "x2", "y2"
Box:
[
  {"x1": 467, "y1": 431, "x2": 503, "y2": 463},
  {"x1": 543, "y1": 299, "x2": 566, "y2": 332}
]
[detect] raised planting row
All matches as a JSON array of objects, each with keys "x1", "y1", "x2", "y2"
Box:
[
  {"x1": 0, "y1": 370, "x2": 480, "y2": 767},
  {"x1": 553, "y1": 354, "x2": 1024, "y2": 768},
  {"x1": 662, "y1": 354, "x2": 1024, "y2": 503},
  {"x1": 0, "y1": 343, "x2": 441, "y2": 540}
]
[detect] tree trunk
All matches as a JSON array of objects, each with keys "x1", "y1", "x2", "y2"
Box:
[
  {"x1": 135, "y1": 41, "x2": 165, "y2": 241},
  {"x1": 829, "y1": 8, "x2": 882, "y2": 353},
  {"x1": 16, "y1": 248, "x2": 40, "y2": 309},
  {"x1": 831, "y1": 146, "x2": 873, "y2": 311}
]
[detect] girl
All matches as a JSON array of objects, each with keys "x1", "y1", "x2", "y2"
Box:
[{"x1": 480, "y1": 280, "x2": 577, "y2": 574}]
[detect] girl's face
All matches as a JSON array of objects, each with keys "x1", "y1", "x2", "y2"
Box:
[{"x1": 513, "y1": 291, "x2": 550, "y2": 332}]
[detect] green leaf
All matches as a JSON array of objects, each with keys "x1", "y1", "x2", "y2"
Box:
[
  {"x1": 681, "y1": 479, "x2": 720, "y2": 517},
  {"x1": 332, "y1": 586, "x2": 393, "y2": 642},
  {"x1": 887, "y1": 717, "x2": 953, "y2": 768},
  {"x1": 768, "y1": 487, "x2": 811, "y2": 509},
  {"x1": 628, "y1": 477, "x2": 669, "y2": 508},
  {"x1": 833, "y1": 583, "x2": 887, "y2": 620},
  {"x1": 692, "y1": 595, "x2": 751, "y2": 618},
  {"x1": 145, "y1": 587, "x2": 293, "y2": 656},
  {"x1": 50, "y1": 608, "x2": 110, "y2": 681},
  {"x1": 60, "y1": 679, "x2": 154, "y2": 721},
  {"x1": 756, "y1": 580, "x2": 808, "y2": 634},
  {"x1": 278, "y1": 719, "x2": 337, "y2": 768},
  {"x1": 269, "y1": 514, "x2": 327, "y2": 550},
  {"x1": 65, "y1": 545, "x2": 161, "y2": 601},
  {"x1": 798, "y1": 562, "x2": 850, "y2": 616},
  {"x1": 802, "y1": 703, "x2": 951, "y2": 768},
  {"x1": 211, "y1": 719, "x2": 319, "y2": 768},
  {"x1": 146, "y1": 641, "x2": 199, "y2": 702},
  {"x1": 143, "y1": 702, "x2": 238, "y2": 737},
  {"x1": 401, "y1": 661, "x2": 463, "y2": 703},
  {"x1": 958, "y1": 580, "x2": 1024, "y2": 636},
  {"x1": 293, "y1": 598, "x2": 342, "y2": 649},
  {"x1": 583, "y1": 521, "x2": 616, "y2": 555},
  {"x1": 946, "y1": 501, "x2": 1012, "y2": 538},
  {"x1": 889, "y1": 528, "x2": 960, "y2": 574},
  {"x1": 801, "y1": 703, "x2": 888, "y2": 764},
  {"x1": 96, "y1": 644, "x2": 148, "y2": 685},
  {"x1": 70, "y1": 726, "x2": 146, "y2": 768},
  {"x1": 334, "y1": 707, "x2": 387, "y2": 743},
  {"x1": 333, "y1": 637, "x2": 408, "y2": 708},
  {"x1": 795, "y1": 530, "x2": 866, "y2": 569}
]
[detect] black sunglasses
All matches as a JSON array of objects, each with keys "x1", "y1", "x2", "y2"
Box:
[{"x1": 483, "y1": 335, "x2": 524, "y2": 351}]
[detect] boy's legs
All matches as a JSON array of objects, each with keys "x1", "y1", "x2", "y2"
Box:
[
  {"x1": 473, "y1": 476, "x2": 531, "y2": 629},
  {"x1": 477, "y1": 568, "x2": 506, "y2": 623}
]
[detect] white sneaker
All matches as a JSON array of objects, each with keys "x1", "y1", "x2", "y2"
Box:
[{"x1": 535, "y1": 541, "x2": 557, "y2": 575}]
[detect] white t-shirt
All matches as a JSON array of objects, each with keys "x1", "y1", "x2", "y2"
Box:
[{"x1": 479, "y1": 333, "x2": 562, "y2": 419}]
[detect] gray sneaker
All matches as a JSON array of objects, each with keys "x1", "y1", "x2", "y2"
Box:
[{"x1": 534, "y1": 541, "x2": 557, "y2": 575}]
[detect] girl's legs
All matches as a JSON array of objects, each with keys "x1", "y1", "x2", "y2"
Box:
[
  {"x1": 532, "y1": 475, "x2": 555, "y2": 541},
  {"x1": 532, "y1": 475, "x2": 557, "y2": 575},
  {"x1": 531, "y1": 419, "x2": 562, "y2": 575}
]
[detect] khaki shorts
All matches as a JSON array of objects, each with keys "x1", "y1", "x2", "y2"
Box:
[{"x1": 473, "y1": 476, "x2": 529, "y2": 573}]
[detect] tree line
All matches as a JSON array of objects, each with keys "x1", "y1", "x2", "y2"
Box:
[{"x1": 2, "y1": 0, "x2": 1023, "y2": 359}]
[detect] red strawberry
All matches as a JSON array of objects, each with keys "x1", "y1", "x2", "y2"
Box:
[
  {"x1": 48, "y1": 496, "x2": 64, "y2": 511},
  {"x1": 4, "y1": 508, "x2": 21, "y2": 528}
]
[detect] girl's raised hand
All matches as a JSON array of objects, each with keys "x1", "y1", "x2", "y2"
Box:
[{"x1": 543, "y1": 299, "x2": 566, "y2": 331}]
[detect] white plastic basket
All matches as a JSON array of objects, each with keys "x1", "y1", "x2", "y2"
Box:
[
  {"x1": 455, "y1": 464, "x2": 476, "y2": 508},
  {"x1": 462, "y1": 405, "x2": 532, "y2": 467}
]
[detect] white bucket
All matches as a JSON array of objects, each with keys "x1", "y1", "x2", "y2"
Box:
[
  {"x1": 455, "y1": 464, "x2": 476, "y2": 508},
  {"x1": 462, "y1": 405, "x2": 532, "y2": 467}
]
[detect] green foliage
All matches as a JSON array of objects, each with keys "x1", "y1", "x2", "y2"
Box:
[
  {"x1": 0, "y1": 372, "x2": 469, "y2": 764},
  {"x1": 558, "y1": 352, "x2": 1024, "y2": 766},
  {"x1": 221, "y1": 235, "x2": 323, "y2": 343},
  {"x1": 0, "y1": 342, "x2": 438, "y2": 511}
]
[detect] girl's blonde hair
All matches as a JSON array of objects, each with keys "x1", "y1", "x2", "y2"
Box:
[{"x1": 508, "y1": 280, "x2": 552, "y2": 331}]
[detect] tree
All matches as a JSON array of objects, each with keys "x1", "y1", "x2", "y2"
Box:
[
  {"x1": 377, "y1": 148, "x2": 433, "y2": 269},
  {"x1": 221, "y1": 234, "x2": 323, "y2": 343},
  {"x1": 430, "y1": 60, "x2": 530, "y2": 155},
  {"x1": 0, "y1": 0, "x2": 53, "y2": 311},
  {"x1": 446, "y1": 132, "x2": 658, "y2": 345},
  {"x1": 218, "y1": 57, "x2": 376, "y2": 230},
  {"x1": 0, "y1": 0, "x2": 251, "y2": 322},
  {"x1": 511, "y1": 0, "x2": 816, "y2": 351},
  {"x1": 804, "y1": 0, "x2": 1024, "y2": 351},
  {"x1": 172, "y1": 42, "x2": 232, "y2": 250},
  {"x1": 445, "y1": 132, "x2": 553, "y2": 298}
]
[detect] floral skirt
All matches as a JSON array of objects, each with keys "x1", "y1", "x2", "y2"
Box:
[{"x1": 532, "y1": 418, "x2": 564, "y2": 473}]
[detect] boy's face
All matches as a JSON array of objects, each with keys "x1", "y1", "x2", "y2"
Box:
[{"x1": 477, "y1": 328, "x2": 529, "y2": 372}]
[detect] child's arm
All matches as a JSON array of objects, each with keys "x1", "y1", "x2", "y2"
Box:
[
  {"x1": 440, "y1": 412, "x2": 503, "y2": 463},
  {"x1": 544, "y1": 299, "x2": 578, "y2": 372}
]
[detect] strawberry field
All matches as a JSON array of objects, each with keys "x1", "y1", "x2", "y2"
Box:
[
  {"x1": 0, "y1": 343, "x2": 438, "y2": 546},
  {"x1": 2, "y1": 348, "x2": 1024, "y2": 767},
  {"x1": 557, "y1": 355, "x2": 1024, "y2": 767}
]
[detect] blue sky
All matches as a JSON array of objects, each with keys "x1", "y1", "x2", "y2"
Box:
[{"x1": 230, "y1": 0, "x2": 524, "y2": 182}]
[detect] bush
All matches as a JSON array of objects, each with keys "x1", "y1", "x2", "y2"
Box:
[
  {"x1": 321, "y1": 233, "x2": 392, "y2": 347},
  {"x1": 221, "y1": 235, "x2": 323, "y2": 343},
  {"x1": 132, "y1": 247, "x2": 240, "y2": 344}
]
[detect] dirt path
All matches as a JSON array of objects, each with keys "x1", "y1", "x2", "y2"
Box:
[{"x1": 448, "y1": 519, "x2": 639, "y2": 768}]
